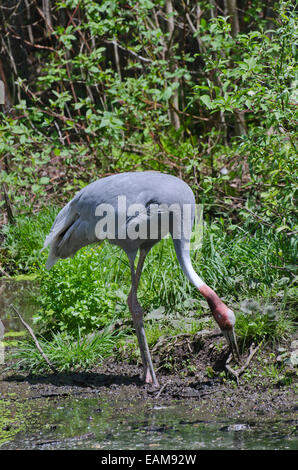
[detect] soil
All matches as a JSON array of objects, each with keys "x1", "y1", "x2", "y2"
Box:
[{"x1": 1, "y1": 329, "x2": 296, "y2": 420}]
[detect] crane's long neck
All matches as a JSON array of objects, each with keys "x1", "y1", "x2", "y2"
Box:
[
  {"x1": 174, "y1": 240, "x2": 205, "y2": 289},
  {"x1": 172, "y1": 238, "x2": 234, "y2": 330},
  {"x1": 173, "y1": 238, "x2": 214, "y2": 292}
]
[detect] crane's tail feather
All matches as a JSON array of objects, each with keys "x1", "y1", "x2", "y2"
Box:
[
  {"x1": 45, "y1": 247, "x2": 59, "y2": 270},
  {"x1": 41, "y1": 201, "x2": 79, "y2": 269}
]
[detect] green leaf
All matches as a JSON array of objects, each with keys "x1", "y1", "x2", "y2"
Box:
[
  {"x1": 276, "y1": 225, "x2": 290, "y2": 233},
  {"x1": 40, "y1": 177, "x2": 50, "y2": 185},
  {"x1": 146, "y1": 307, "x2": 165, "y2": 320},
  {"x1": 200, "y1": 95, "x2": 213, "y2": 109},
  {"x1": 162, "y1": 88, "x2": 173, "y2": 100}
]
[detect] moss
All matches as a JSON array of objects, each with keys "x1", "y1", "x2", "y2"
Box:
[
  {"x1": 0, "y1": 398, "x2": 41, "y2": 446},
  {"x1": 0, "y1": 400, "x2": 24, "y2": 444}
]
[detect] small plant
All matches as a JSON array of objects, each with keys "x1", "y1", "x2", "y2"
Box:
[
  {"x1": 162, "y1": 355, "x2": 176, "y2": 372},
  {"x1": 236, "y1": 299, "x2": 293, "y2": 347},
  {"x1": 36, "y1": 243, "x2": 131, "y2": 335},
  {"x1": 205, "y1": 366, "x2": 215, "y2": 379},
  {"x1": 10, "y1": 329, "x2": 123, "y2": 374},
  {"x1": 219, "y1": 370, "x2": 227, "y2": 382},
  {"x1": 213, "y1": 340, "x2": 225, "y2": 352},
  {"x1": 262, "y1": 364, "x2": 284, "y2": 382},
  {"x1": 186, "y1": 363, "x2": 197, "y2": 375},
  {"x1": 116, "y1": 337, "x2": 141, "y2": 365}
]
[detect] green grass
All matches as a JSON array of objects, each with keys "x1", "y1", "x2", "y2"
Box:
[
  {"x1": 1, "y1": 206, "x2": 296, "y2": 373},
  {"x1": 235, "y1": 309, "x2": 294, "y2": 350},
  {"x1": 0, "y1": 206, "x2": 59, "y2": 274},
  {"x1": 10, "y1": 329, "x2": 123, "y2": 374}
]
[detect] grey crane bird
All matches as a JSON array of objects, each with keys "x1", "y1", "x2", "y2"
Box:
[{"x1": 43, "y1": 171, "x2": 238, "y2": 386}]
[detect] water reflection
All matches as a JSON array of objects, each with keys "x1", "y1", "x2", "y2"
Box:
[
  {"x1": 0, "y1": 279, "x2": 39, "y2": 331},
  {"x1": 1, "y1": 395, "x2": 297, "y2": 450}
]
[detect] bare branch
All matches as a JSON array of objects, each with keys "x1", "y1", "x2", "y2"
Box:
[
  {"x1": 104, "y1": 40, "x2": 152, "y2": 63},
  {"x1": 10, "y1": 304, "x2": 57, "y2": 373},
  {"x1": 225, "y1": 343, "x2": 262, "y2": 384}
]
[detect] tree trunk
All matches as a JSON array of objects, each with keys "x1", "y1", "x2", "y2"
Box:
[
  {"x1": 165, "y1": 0, "x2": 180, "y2": 130},
  {"x1": 2, "y1": 183, "x2": 15, "y2": 225},
  {"x1": 226, "y1": 0, "x2": 247, "y2": 136},
  {"x1": 227, "y1": 0, "x2": 240, "y2": 37},
  {"x1": 0, "y1": 59, "x2": 13, "y2": 111},
  {"x1": 42, "y1": 0, "x2": 52, "y2": 36},
  {"x1": 113, "y1": 38, "x2": 122, "y2": 81}
]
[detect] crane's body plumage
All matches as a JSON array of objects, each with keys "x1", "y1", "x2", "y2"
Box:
[
  {"x1": 43, "y1": 171, "x2": 238, "y2": 386},
  {"x1": 44, "y1": 171, "x2": 195, "y2": 267}
]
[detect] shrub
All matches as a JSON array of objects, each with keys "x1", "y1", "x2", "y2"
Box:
[{"x1": 36, "y1": 243, "x2": 130, "y2": 335}]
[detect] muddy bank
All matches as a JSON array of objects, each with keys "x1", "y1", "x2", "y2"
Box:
[
  {"x1": 1, "y1": 329, "x2": 296, "y2": 419},
  {"x1": 1, "y1": 362, "x2": 295, "y2": 418},
  {"x1": 1, "y1": 328, "x2": 297, "y2": 452}
]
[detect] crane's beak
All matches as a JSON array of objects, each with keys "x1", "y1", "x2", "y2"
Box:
[{"x1": 222, "y1": 327, "x2": 240, "y2": 360}]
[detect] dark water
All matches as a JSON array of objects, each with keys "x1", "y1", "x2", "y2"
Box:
[
  {"x1": 1, "y1": 394, "x2": 297, "y2": 450},
  {"x1": 0, "y1": 279, "x2": 39, "y2": 332}
]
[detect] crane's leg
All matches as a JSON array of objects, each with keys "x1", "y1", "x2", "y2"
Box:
[
  {"x1": 127, "y1": 248, "x2": 159, "y2": 387},
  {"x1": 128, "y1": 247, "x2": 148, "y2": 298}
]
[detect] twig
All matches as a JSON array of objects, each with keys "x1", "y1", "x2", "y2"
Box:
[
  {"x1": 243, "y1": 207, "x2": 275, "y2": 229},
  {"x1": 103, "y1": 39, "x2": 152, "y2": 63},
  {"x1": 0, "y1": 265, "x2": 11, "y2": 278},
  {"x1": 200, "y1": 388, "x2": 224, "y2": 398},
  {"x1": 225, "y1": 362, "x2": 240, "y2": 384},
  {"x1": 225, "y1": 343, "x2": 262, "y2": 384},
  {"x1": 10, "y1": 304, "x2": 57, "y2": 373},
  {"x1": 8, "y1": 29, "x2": 57, "y2": 52},
  {"x1": 269, "y1": 263, "x2": 296, "y2": 274}
]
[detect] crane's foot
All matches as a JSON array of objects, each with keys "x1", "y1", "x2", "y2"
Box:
[{"x1": 143, "y1": 368, "x2": 159, "y2": 387}]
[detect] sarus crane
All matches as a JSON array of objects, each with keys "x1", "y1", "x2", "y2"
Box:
[{"x1": 43, "y1": 171, "x2": 238, "y2": 386}]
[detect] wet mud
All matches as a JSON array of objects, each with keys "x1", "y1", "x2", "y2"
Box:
[{"x1": 1, "y1": 330, "x2": 296, "y2": 439}]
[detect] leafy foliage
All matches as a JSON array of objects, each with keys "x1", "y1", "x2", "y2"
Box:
[
  {"x1": 0, "y1": 2, "x2": 297, "y2": 370},
  {"x1": 0, "y1": 1, "x2": 296, "y2": 236},
  {"x1": 36, "y1": 244, "x2": 130, "y2": 334},
  {"x1": 1, "y1": 206, "x2": 58, "y2": 273}
]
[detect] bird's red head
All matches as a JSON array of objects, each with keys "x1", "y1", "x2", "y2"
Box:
[
  {"x1": 199, "y1": 285, "x2": 235, "y2": 328},
  {"x1": 198, "y1": 284, "x2": 238, "y2": 356}
]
